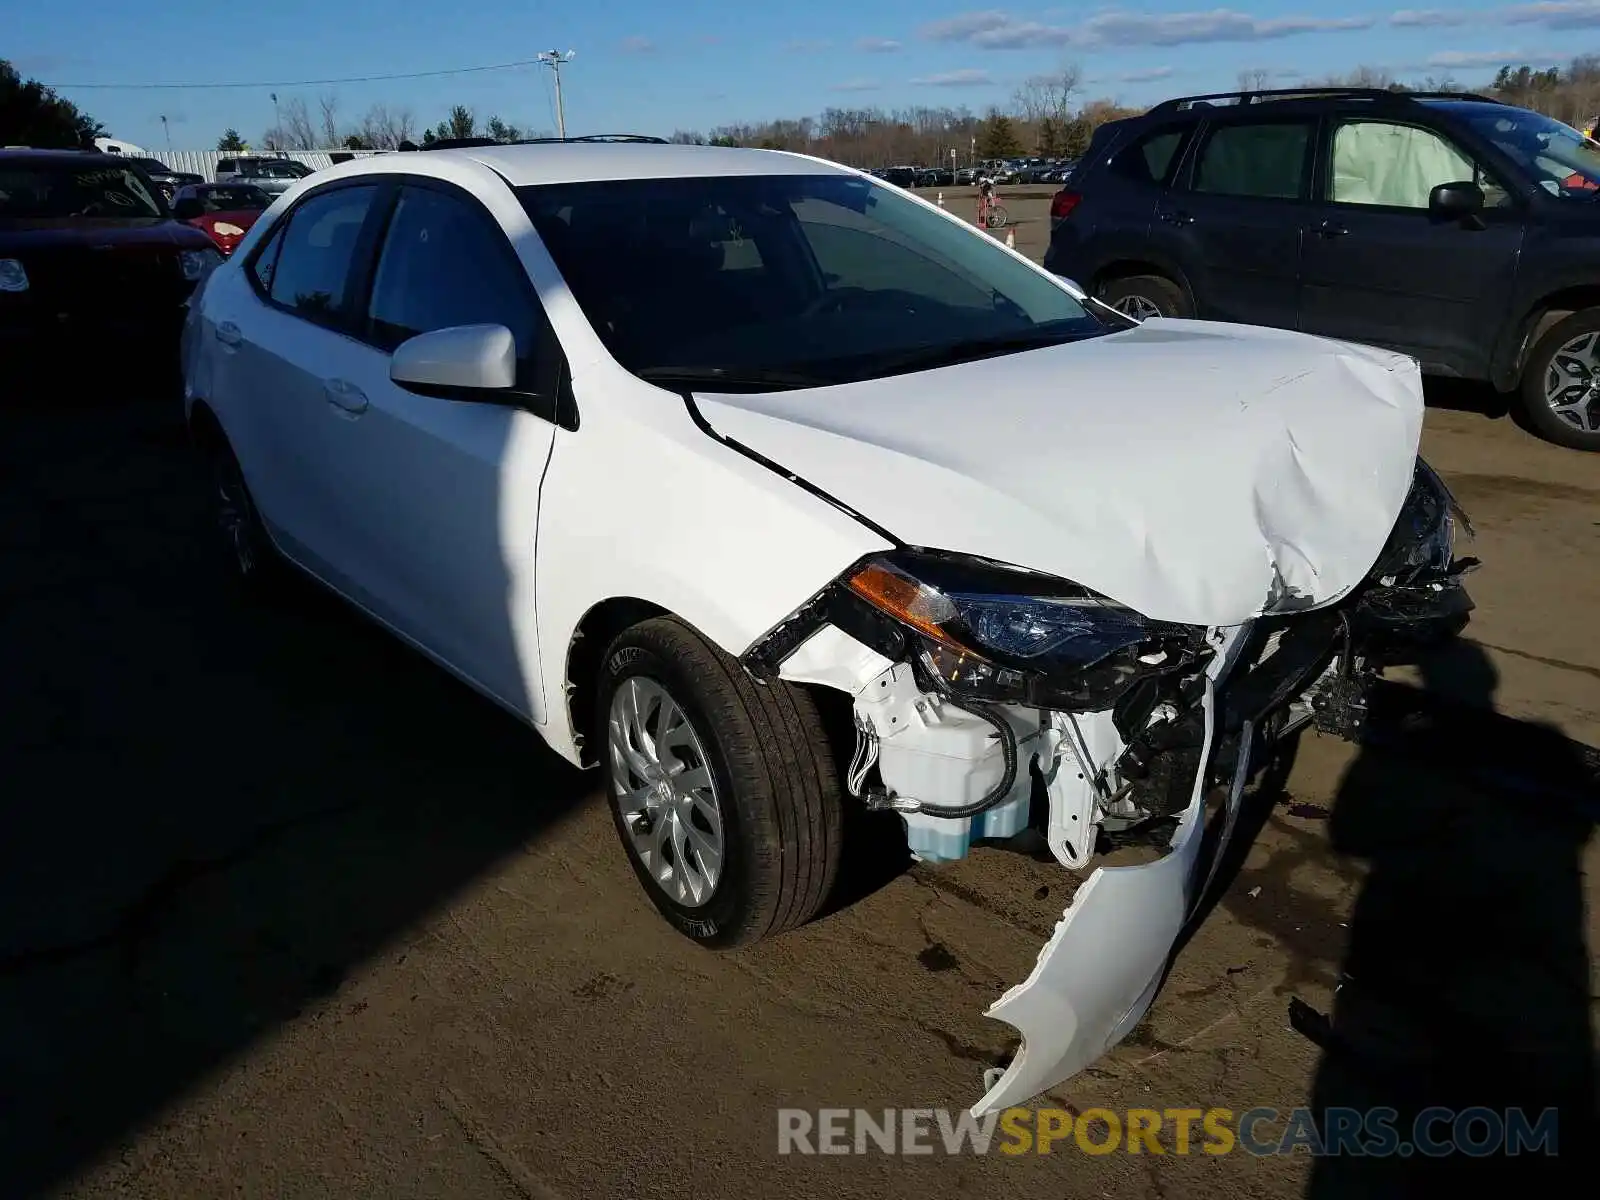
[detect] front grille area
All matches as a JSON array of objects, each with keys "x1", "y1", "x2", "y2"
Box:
[{"x1": 20, "y1": 250, "x2": 190, "y2": 321}]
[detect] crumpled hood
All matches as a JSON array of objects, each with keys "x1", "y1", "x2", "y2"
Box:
[{"x1": 693, "y1": 320, "x2": 1424, "y2": 626}]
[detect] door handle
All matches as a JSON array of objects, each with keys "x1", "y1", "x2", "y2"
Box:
[
  {"x1": 323, "y1": 378, "x2": 369, "y2": 415},
  {"x1": 1159, "y1": 209, "x2": 1195, "y2": 226},
  {"x1": 215, "y1": 320, "x2": 242, "y2": 347},
  {"x1": 1315, "y1": 219, "x2": 1350, "y2": 238}
]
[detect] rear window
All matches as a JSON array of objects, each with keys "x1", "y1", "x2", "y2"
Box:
[
  {"x1": 1192, "y1": 120, "x2": 1313, "y2": 200},
  {"x1": 0, "y1": 163, "x2": 165, "y2": 219}
]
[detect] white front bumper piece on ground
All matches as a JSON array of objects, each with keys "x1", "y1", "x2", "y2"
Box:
[{"x1": 774, "y1": 621, "x2": 1262, "y2": 1114}]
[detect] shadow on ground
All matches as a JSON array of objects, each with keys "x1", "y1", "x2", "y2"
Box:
[
  {"x1": 1300, "y1": 640, "x2": 1598, "y2": 1193},
  {"x1": 0, "y1": 391, "x2": 593, "y2": 1197}
]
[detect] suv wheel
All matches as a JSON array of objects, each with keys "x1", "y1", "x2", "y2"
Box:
[
  {"x1": 1521, "y1": 308, "x2": 1600, "y2": 451},
  {"x1": 1099, "y1": 274, "x2": 1192, "y2": 321},
  {"x1": 201, "y1": 432, "x2": 281, "y2": 589},
  {"x1": 596, "y1": 616, "x2": 842, "y2": 948}
]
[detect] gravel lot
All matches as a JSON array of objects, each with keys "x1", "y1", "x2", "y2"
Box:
[{"x1": 2, "y1": 195, "x2": 1595, "y2": 1198}]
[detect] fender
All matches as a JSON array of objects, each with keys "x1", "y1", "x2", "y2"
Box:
[{"x1": 530, "y1": 359, "x2": 891, "y2": 765}]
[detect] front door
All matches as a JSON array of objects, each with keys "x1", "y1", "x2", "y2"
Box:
[
  {"x1": 304, "y1": 180, "x2": 563, "y2": 720},
  {"x1": 1298, "y1": 118, "x2": 1525, "y2": 377}
]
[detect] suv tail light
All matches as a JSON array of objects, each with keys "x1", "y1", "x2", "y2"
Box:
[{"x1": 1050, "y1": 190, "x2": 1082, "y2": 221}]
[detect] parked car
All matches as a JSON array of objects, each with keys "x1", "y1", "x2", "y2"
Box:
[
  {"x1": 122, "y1": 155, "x2": 204, "y2": 202},
  {"x1": 171, "y1": 183, "x2": 273, "y2": 256},
  {"x1": 214, "y1": 155, "x2": 315, "y2": 195},
  {"x1": 182, "y1": 142, "x2": 1474, "y2": 1113},
  {"x1": 1044, "y1": 86, "x2": 1600, "y2": 450},
  {"x1": 0, "y1": 148, "x2": 220, "y2": 352},
  {"x1": 879, "y1": 166, "x2": 918, "y2": 188}
]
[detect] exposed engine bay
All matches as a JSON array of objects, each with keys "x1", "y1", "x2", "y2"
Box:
[{"x1": 742, "y1": 458, "x2": 1476, "y2": 1115}]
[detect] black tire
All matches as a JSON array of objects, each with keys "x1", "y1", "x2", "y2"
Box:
[
  {"x1": 198, "y1": 425, "x2": 283, "y2": 590},
  {"x1": 595, "y1": 616, "x2": 842, "y2": 948},
  {"x1": 1519, "y1": 308, "x2": 1600, "y2": 451},
  {"x1": 1099, "y1": 274, "x2": 1192, "y2": 320}
]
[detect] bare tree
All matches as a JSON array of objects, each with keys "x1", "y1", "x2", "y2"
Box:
[
  {"x1": 318, "y1": 92, "x2": 341, "y2": 148},
  {"x1": 279, "y1": 97, "x2": 316, "y2": 150},
  {"x1": 1013, "y1": 61, "x2": 1082, "y2": 125},
  {"x1": 356, "y1": 103, "x2": 418, "y2": 150},
  {"x1": 1237, "y1": 68, "x2": 1273, "y2": 92}
]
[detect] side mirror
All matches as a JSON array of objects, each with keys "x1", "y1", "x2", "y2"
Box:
[
  {"x1": 1429, "y1": 180, "x2": 1485, "y2": 220},
  {"x1": 390, "y1": 324, "x2": 518, "y2": 399},
  {"x1": 172, "y1": 197, "x2": 203, "y2": 221}
]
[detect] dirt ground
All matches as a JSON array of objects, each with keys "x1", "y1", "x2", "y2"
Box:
[{"x1": 2, "y1": 199, "x2": 1596, "y2": 1199}]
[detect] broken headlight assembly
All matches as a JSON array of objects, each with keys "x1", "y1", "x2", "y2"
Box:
[
  {"x1": 841, "y1": 550, "x2": 1204, "y2": 711},
  {"x1": 1370, "y1": 458, "x2": 1471, "y2": 583}
]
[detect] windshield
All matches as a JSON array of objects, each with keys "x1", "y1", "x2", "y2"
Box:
[
  {"x1": 197, "y1": 186, "x2": 269, "y2": 212},
  {"x1": 258, "y1": 161, "x2": 310, "y2": 178},
  {"x1": 0, "y1": 164, "x2": 165, "y2": 219},
  {"x1": 517, "y1": 172, "x2": 1100, "y2": 389},
  {"x1": 1452, "y1": 104, "x2": 1600, "y2": 196}
]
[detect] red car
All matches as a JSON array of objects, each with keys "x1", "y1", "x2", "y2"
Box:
[{"x1": 170, "y1": 183, "x2": 272, "y2": 255}]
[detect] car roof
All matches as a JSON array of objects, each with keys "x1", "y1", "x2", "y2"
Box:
[
  {"x1": 0, "y1": 148, "x2": 130, "y2": 167},
  {"x1": 390, "y1": 143, "x2": 855, "y2": 187}
]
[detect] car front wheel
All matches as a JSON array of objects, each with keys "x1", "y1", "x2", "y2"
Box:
[
  {"x1": 1099, "y1": 274, "x2": 1191, "y2": 321},
  {"x1": 1520, "y1": 308, "x2": 1600, "y2": 451},
  {"x1": 597, "y1": 616, "x2": 843, "y2": 948}
]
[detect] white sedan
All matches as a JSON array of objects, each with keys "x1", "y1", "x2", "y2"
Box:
[{"x1": 181, "y1": 141, "x2": 1475, "y2": 1114}]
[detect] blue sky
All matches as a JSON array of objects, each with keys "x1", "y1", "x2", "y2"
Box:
[{"x1": 12, "y1": 2, "x2": 1600, "y2": 151}]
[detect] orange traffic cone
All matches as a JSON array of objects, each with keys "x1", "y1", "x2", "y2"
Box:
[{"x1": 937, "y1": 191, "x2": 945, "y2": 207}]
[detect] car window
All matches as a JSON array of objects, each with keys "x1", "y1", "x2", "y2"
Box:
[
  {"x1": 518, "y1": 173, "x2": 1101, "y2": 389},
  {"x1": 1110, "y1": 126, "x2": 1189, "y2": 186},
  {"x1": 1328, "y1": 121, "x2": 1485, "y2": 208},
  {"x1": 265, "y1": 185, "x2": 378, "y2": 320},
  {"x1": 1192, "y1": 120, "x2": 1312, "y2": 200},
  {"x1": 250, "y1": 221, "x2": 286, "y2": 292},
  {"x1": 217, "y1": 159, "x2": 235, "y2": 173},
  {"x1": 365, "y1": 185, "x2": 538, "y2": 359}
]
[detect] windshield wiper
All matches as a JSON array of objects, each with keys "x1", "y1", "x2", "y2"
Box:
[
  {"x1": 869, "y1": 326, "x2": 1097, "y2": 377},
  {"x1": 634, "y1": 365, "x2": 834, "y2": 392}
]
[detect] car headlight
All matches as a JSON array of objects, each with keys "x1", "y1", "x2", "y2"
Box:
[
  {"x1": 842, "y1": 551, "x2": 1203, "y2": 710},
  {"x1": 178, "y1": 248, "x2": 222, "y2": 281},
  {"x1": 1371, "y1": 458, "x2": 1470, "y2": 583},
  {"x1": 0, "y1": 258, "x2": 28, "y2": 292}
]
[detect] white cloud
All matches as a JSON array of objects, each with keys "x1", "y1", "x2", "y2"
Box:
[
  {"x1": 910, "y1": 68, "x2": 996, "y2": 86},
  {"x1": 918, "y1": 8, "x2": 1373, "y2": 50},
  {"x1": 1503, "y1": 1, "x2": 1600, "y2": 27},
  {"x1": 1424, "y1": 47, "x2": 1564, "y2": 65},
  {"x1": 1114, "y1": 65, "x2": 1177, "y2": 82},
  {"x1": 856, "y1": 37, "x2": 903, "y2": 52},
  {"x1": 620, "y1": 35, "x2": 655, "y2": 53},
  {"x1": 1390, "y1": 8, "x2": 1472, "y2": 25},
  {"x1": 830, "y1": 78, "x2": 882, "y2": 91}
]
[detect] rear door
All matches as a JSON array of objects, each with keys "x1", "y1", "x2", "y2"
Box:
[
  {"x1": 1298, "y1": 116, "x2": 1525, "y2": 376},
  {"x1": 227, "y1": 179, "x2": 389, "y2": 585},
  {"x1": 1151, "y1": 113, "x2": 1316, "y2": 328}
]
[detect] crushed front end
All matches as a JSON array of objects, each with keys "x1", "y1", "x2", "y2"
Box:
[{"x1": 743, "y1": 457, "x2": 1474, "y2": 1114}]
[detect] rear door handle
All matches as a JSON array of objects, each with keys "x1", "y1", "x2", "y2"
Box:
[
  {"x1": 215, "y1": 320, "x2": 242, "y2": 347},
  {"x1": 1315, "y1": 220, "x2": 1350, "y2": 238},
  {"x1": 323, "y1": 378, "x2": 369, "y2": 416}
]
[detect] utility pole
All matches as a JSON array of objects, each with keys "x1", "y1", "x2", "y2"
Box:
[
  {"x1": 537, "y1": 50, "x2": 576, "y2": 139},
  {"x1": 270, "y1": 92, "x2": 280, "y2": 150},
  {"x1": 160, "y1": 114, "x2": 171, "y2": 153}
]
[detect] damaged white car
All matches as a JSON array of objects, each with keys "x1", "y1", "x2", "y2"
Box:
[{"x1": 181, "y1": 141, "x2": 1476, "y2": 1115}]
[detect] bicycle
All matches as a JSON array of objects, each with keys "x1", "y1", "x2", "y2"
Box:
[{"x1": 976, "y1": 194, "x2": 1010, "y2": 230}]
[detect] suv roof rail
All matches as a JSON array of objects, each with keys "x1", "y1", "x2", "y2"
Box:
[{"x1": 1148, "y1": 86, "x2": 1501, "y2": 114}]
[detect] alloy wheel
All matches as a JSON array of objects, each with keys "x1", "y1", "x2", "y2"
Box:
[
  {"x1": 608, "y1": 676, "x2": 726, "y2": 908},
  {"x1": 1543, "y1": 330, "x2": 1600, "y2": 436},
  {"x1": 1110, "y1": 293, "x2": 1164, "y2": 321}
]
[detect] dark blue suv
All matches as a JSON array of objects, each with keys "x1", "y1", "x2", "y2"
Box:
[{"x1": 1043, "y1": 87, "x2": 1600, "y2": 451}]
